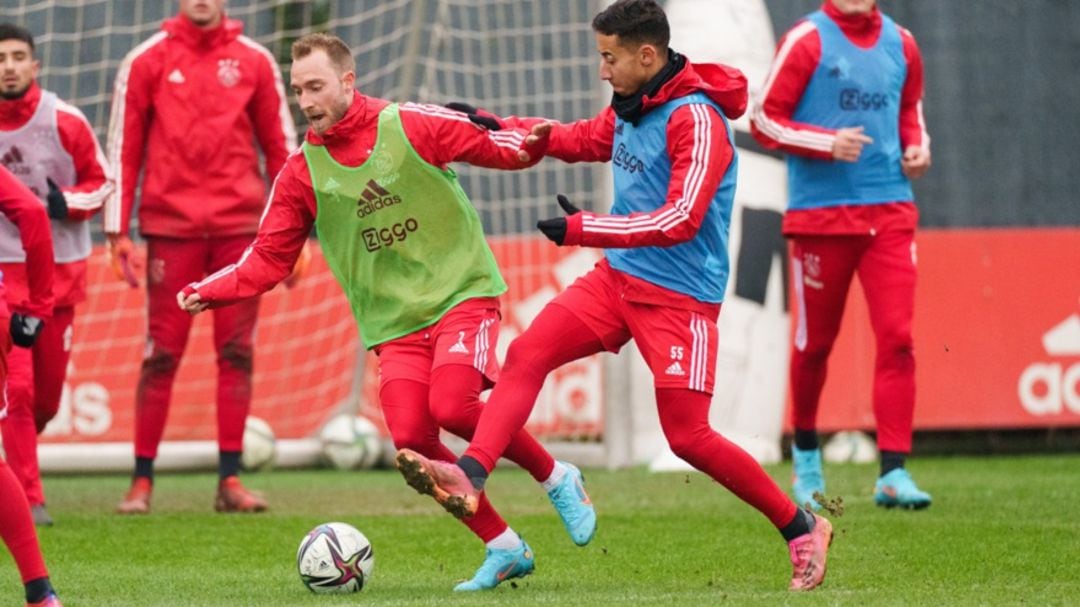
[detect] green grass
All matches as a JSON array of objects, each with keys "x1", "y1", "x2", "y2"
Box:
[{"x1": 4, "y1": 455, "x2": 1078, "y2": 606}]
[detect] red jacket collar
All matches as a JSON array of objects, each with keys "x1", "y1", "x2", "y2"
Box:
[
  {"x1": 162, "y1": 12, "x2": 243, "y2": 49},
  {"x1": 305, "y1": 90, "x2": 377, "y2": 146},
  {"x1": 822, "y1": 1, "x2": 883, "y2": 42},
  {"x1": 0, "y1": 80, "x2": 41, "y2": 130},
  {"x1": 641, "y1": 59, "x2": 748, "y2": 120}
]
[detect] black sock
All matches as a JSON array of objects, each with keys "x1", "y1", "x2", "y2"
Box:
[
  {"x1": 134, "y1": 457, "x2": 154, "y2": 481},
  {"x1": 25, "y1": 576, "x2": 53, "y2": 603},
  {"x1": 780, "y1": 508, "x2": 814, "y2": 542},
  {"x1": 794, "y1": 429, "x2": 819, "y2": 451},
  {"x1": 219, "y1": 451, "x2": 242, "y2": 479},
  {"x1": 880, "y1": 451, "x2": 906, "y2": 476},
  {"x1": 457, "y1": 455, "x2": 489, "y2": 491}
]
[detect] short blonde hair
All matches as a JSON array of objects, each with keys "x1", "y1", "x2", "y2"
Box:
[{"x1": 291, "y1": 32, "x2": 355, "y2": 74}]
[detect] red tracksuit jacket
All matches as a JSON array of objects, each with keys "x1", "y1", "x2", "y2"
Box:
[{"x1": 105, "y1": 13, "x2": 296, "y2": 238}]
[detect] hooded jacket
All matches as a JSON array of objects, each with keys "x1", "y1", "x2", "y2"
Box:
[{"x1": 105, "y1": 13, "x2": 296, "y2": 238}]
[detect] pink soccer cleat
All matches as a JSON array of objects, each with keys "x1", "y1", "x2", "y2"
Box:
[
  {"x1": 116, "y1": 477, "x2": 153, "y2": 515},
  {"x1": 26, "y1": 592, "x2": 62, "y2": 607},
  {"x1": 395, "y1": 449, "x2": 479, "y2": 519},
  {"x1": 788, "y1": 512, "x2": 833, "y2": 591},
  {"x1": 214, "y1": 476, "x2": 268, "y2": 513}
]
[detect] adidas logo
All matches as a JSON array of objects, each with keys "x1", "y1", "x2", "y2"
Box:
[
  {"x1": 324, "y1": 176, "x2": 340, "y2": 191},
  {"x1": 168, "y1": 69, "x2": 185, "y2": 84},
  {"x1": 448, "y1": 331, "x2": 469, "y2": 354},
  {"x1": 664, "y1": 361, "x2": 685, "y2": 376},
  {"x1": 1, "y1": 145, "x2": 24, "y2": 166},
  {"x1": 355, "y1": 179, "x2": 402, "y2": 218}
]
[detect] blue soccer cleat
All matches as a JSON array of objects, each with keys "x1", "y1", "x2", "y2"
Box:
[
  {"x1": 792, "y1": 446, "x2": 825, "y2": 511},
  {"x1": 547, "y1": 462, "x2": 597, "y2": 546},
  {"x1": 874, "y1": 468, "x2": 932, "y2": 510},
  {"x1": 454, "y1": 539, "x2": 535, "y2": 591}
]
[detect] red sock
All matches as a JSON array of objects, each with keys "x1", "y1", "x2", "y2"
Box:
[
  {"x1": 0, "y1": 459, "x2": 48, "y2": 583},
  {"x1": 656, "y1": 388, "x2": 797, "y2": 528}
]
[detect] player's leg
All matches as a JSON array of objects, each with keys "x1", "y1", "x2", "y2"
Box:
[
  {"x1": 788, "y1": 235, "x2": 862, "y2": 509},
  {"x1": 631, "y1": 303, "x2": 832, "y2": 590},
  {"x1": 18, "y1": 305, "x2": 76, "y2": 526},
  {"x1": 380, "y1": 375, "x2": 533, "y2": 591},
  {"x1": 857, "y1": 229, "x2": 930, "y2": 509},
  {"x1": 208, "y1": 234, "x2": 264, "y2": 513},
  {"x1": 118, "y1": 237, "x2": 200, "y2": 514},
  {"x1": 425, "y1": 299, "x2": 596, "y2": 545},
  {"x1": 0, "y1": 302, "x2": 61, "y2": 605},
  {"x1": 0, "y1": 339, "x2": 42, "y2": 513}
]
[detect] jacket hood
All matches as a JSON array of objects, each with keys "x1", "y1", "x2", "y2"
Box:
[
  {"x1": 163, "y1": 13, "x2": 243, "y2": 48},
  {"x1": 642, "y1": 58, "x2": 748, "y2": 120}
]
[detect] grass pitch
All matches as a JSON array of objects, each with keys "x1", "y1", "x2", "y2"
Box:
[{"x1": 3, "y1": 454, "x2": 1078, "y2": 606}]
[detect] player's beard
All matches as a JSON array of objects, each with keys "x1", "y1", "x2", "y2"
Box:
[{"x1": 0, "y1": 83, "x2": 30, "y2": 100}]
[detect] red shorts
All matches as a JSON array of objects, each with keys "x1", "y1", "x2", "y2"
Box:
[
  {"x1": 373, "y1": 297, "x2": 501, "y2": 390},
  {"x1": 554, "y1": 262, "x2": 721, "y2": 393}
]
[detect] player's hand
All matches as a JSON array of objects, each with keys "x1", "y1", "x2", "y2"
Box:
[
  {"x1": 519, "y1": 122, "x2": 552, "y2": 163},
  {"x1": 901, "y1": 145, "x2": 932, "y2": 179},
  {"x1": 107, "y1": 233, "x2": 143, "y2": 288},
  {"x1": 10, "y1": 313, "x2": 45, "y2": 348},
  {"x1": 283, "y1": 240, "x2": 312, "y2": 290},
  {"x1": 445, "y1": 102, "x2": 505, "y2": 131},
  {"x1": 831, "y1": 126, "x2": 873, "y2": 162},
  {"x1": 176, "y1": 286, "x2": 209, "y2": 315},
  {"x1": 536, "y1": 194, "x2": 582, "y2": 245},
  {"x1": 45, "y1": 178, "x2": 69, "y2": 220}
]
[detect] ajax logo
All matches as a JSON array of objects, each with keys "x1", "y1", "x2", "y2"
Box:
[{"x1": 1018, "y1": 314, "x2": 1080, "y2": 415}]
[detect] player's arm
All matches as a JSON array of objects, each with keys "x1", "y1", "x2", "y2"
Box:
[
  {"x1": 538, "y1": 104, "x2": 731, "y2": 249},
  {"x1": 399, "y1": 102, "x2": 549, "y2": 170},
  {"x1": 179, "y1": 160, "x2": 314, "y2": 313},
  {"x1": 749, "y1": 22, "x2": 840, "y2": 161},
  {"x1": 0, "y1": 166, "x2": 55, "y2": 320},
  {"x1": 53, "y1": 101, "x2": 113, "y2": 222},
  {"x1": 898, "y1": 26, "x2": 931, "y2": 179},
  {"x1": 248, "y1": 44, "x2": 298, "y2": 178},
  {"x1": 505, "y1": 109, "x2": 616, "y2": 163},
  {"x1": 104, "y1": 47, "x2": 154, "y2": 238}
]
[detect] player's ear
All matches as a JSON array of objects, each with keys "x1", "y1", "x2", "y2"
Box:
[
  {"x1": 639, "y1": 44, "x2": 658, "y2": 67},
  {"x1": 341, "y1": 69, "x2": 356, "y2": 90}
]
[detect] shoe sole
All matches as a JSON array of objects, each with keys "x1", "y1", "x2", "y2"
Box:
[{"x1": 396, "y1": 451, "x2": 477, "y2": 520}]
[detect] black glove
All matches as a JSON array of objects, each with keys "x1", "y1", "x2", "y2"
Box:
[
  {"x1": 445, "y1": 101, "x2": 504, "y2": 131},
  {"x1": 10, "y1": 313, "x2": 44, "y2": 348},
  {"x1": 46, "y1": 178, "x2": 68, "y2": 220},
  {"x1": 536, "y1": 195, "x2": 582, "y2": 245}
]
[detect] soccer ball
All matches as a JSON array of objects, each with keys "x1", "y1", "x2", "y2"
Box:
[
  {"x1": 319, "y1": 414, "x2": 383, "y2": 470},
  {"x1": 822, "y1": 430, "x2": 878, "y2": 464},
  {"x1": 296, "y1": 522, "x2": 374, "y2": 594},
  {"x1": 241, "y1": 416, "x2": 276, "y2": 471}
]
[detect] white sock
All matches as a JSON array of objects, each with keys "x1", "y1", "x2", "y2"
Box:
[
  {"x1": 486, "y1": 528, "x2": 522, "y2": 551},
  {"x1": 540, "y1": 460, "x2": 569, "y2": 492}
]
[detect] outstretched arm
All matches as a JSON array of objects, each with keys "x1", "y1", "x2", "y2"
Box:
[{"x1": 398, "y1": 102, "x2": 548, "y2": 170}]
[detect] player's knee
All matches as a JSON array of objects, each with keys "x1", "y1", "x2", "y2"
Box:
[
  {"x1": 503, "y1": 336, "x2": 554, "y2": 378},
  {"x1": 219, "y1": 340, "x2": 254, "y2": 374},
  {"x1": 140, "y1": 348, "x2": 181, "y2": 378}
]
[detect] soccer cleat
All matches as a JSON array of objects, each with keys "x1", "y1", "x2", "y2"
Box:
[
  {"x1": 453, "y1": 539, "x2": 535, "y2": 591},
  {"x1": 791, "y1": 446, "x2": 825, "y2": 511},
  {"x1": 546, "y1": 462, "x2": 596, "y2": 546},
  {"x1": 30, "y1": 504, "x2": 54, "y2": 527},
  {"x1": 874, "y1": 468, "x2": 932, "y2": 510},
  {"x1": 395, "y1": 449, "x2": 479, "y2": 519},
  {"x1": 26, "y1": 592, "x2": 62, "y2": 607},
  {"x1": 788, "y1": 511, "x2": 833, "y2": 591},
  {"x1": 214, "y1": 476, "x2": 268, "y2": 513},
  {"x1": 116, "y1": 477, "x2": 153, "y2": 515}
]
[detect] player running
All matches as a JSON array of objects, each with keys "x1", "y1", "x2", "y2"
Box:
[
  {"x1": 176, "y1": 33, "x2": 596, "y2": 592},
  {"x1": 396, "y1": 0, "x2": 833, "y2": 591}
]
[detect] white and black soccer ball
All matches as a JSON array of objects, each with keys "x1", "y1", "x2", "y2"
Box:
[
  {"x1": 296, "y1": 522, "x2": 374, "y2": 594},
  {"x1": 241, "y1": 416, "x2": 276, "y2": 471},
  {"x1": 319, "y1": 414, "x2": 383, "y2": 470}
]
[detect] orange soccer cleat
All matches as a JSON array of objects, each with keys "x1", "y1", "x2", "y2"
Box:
[
  {"x1": 214, "y1": 476, "x2": 268, "y2": 513},
  {"x1": 395, "y1": 449, "x2": 479, "y2": 519},
  {"x1": 116, "y1": 477, "x2": 153, "y2": 515},
  {"x1": 788, "y1": 511, "x2": 833, "y2": 591}
]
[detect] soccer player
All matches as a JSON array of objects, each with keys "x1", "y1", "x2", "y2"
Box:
[
  {"x1": 750, "y1": 0, "x2": 932, "y2": 510},
  {"x1": 0, "y1": 23, "x2": 113, "y2": 527},
  {"x1": 0, "y1": 164, "x2": 62, "y2": 607},
  {"x1": 105, "y1": 0, "x2": 296, "y2": 514},
  {"x1": 177, "y1": 33, "x2": 596, "y2": 591},
  {"x1": 396, "y1": 0, "x2": 833, "y2": 591}
]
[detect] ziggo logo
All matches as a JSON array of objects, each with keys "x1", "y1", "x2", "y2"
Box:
[{"x1": 363, "y1": 218, "x2": 419, "y2": 252}]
